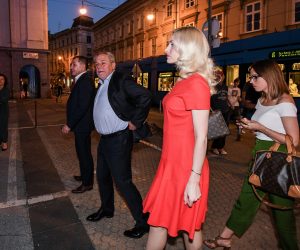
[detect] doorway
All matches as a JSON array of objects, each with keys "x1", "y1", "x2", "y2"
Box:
[{"x1": 19, "y1": 65, "x2": 41, "y2": 98}]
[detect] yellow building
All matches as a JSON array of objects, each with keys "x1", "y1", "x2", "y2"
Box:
[{"x1": 93, "y1": 0, "x2": 300, "y2": 104}]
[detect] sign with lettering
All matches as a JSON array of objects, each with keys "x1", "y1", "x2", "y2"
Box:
[
  {"x1": 270, "y1": 49, "x2": 300, "y2": 59},
  {"x1": 23, "y1": 52, "x2": 39, "y2": 59}
]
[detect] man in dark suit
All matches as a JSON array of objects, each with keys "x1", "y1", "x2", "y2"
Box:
[
  {"x1": 86, "y1": 52, "x2": 151, "y2": 239},
  {"x1": 62, "y1": 56, "x2": 95, "y2": 193}
]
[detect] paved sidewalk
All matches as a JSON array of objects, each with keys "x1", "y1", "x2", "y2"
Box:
[{"x1": 0, "y1": 97, "x2": 299, "y2": 250}]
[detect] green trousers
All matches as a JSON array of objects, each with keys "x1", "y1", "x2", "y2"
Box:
[{"x1": 226, "y1": 139, "x2": 299, "y2": 250}]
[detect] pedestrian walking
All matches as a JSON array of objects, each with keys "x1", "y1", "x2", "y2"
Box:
[
  {"x1": 86, "y1": 51, "x2": 152, "y2": 239},
  {"x1": 61, "y1": 56, "x2": 95, "y2": 193},
  {"x1": 204, "y1": 59, "x2": 299, "y2": 250},
  {"x1": 210, "y1": 70, "x2": 230, "y2": 155},
  {"x1": 143, "y1": 26, "x2": 215, "y2": 250},
  {"x1": 0, "y1": 73, "x2": 9, "y2": 151}
]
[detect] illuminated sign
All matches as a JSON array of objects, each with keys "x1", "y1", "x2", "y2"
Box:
[{"x1": 270, "y1": 49, "x2": 300, "y2": 59}]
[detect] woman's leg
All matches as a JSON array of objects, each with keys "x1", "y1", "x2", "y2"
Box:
[
  {"x1": 269, "y1": 194, "x2": 298, "y2": 250},
  {"x1": 183, "y1": 230, "x2": 202, "y2": 250},
  {"x1": 145, "y1": 226, "x2": 168, "y2": 250}
]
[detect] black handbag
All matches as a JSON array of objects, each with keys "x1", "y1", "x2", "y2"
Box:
[
  {"x1": 207, "y1": 110, "x2": 230, "y2": 140},
  {"x1": 249, "y1": 135, "x2": 300, "y2": 209}
]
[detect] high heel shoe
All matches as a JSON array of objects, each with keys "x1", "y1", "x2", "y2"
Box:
[{"x1": 203, "y1": 235, "x2": 231, "y2": 249}]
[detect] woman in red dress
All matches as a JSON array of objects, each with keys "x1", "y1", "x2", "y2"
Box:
[{"x1": 143, "y1": 26, "x2": 216, "y2": 249}]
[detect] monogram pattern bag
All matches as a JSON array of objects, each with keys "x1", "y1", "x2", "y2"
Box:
[
  {"x1": 249, "y1": 135, "x2": 300, "y2": 209},
  {"x1": 207, "y1": 110, "x2": 230, "y2": 140}
]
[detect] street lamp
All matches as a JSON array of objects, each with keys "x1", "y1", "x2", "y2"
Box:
[
  {"x1": 79, "y1": 0, "x2": 87, "y2": 15},
  {"x1": 146, "y1": 13, "x2": 155, "y2": 21}
]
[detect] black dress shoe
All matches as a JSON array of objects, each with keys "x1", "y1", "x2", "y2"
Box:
[
  {"x1": 123, "y1": 225, "x2": 150, "y2": 239},
  {"x1": 73, "y1": 175, "x2": 82, "y2": 181},
  {"x1": 71, "y1": 184, "x2": 92, "y2": 193},
  {"x1": 86, "y1": 208, "x2": 114, "y2": 222}
]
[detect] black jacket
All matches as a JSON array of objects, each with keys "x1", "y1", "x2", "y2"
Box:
[
  {"x1": 67, "y1": 72, "x2": 95, "y2": 133},
  {"x1": 106, "y1": 71, "x2": 152, "y2": 128}
]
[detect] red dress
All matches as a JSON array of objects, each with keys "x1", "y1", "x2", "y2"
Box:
[{"x1": 143, "y1": 73, "x2": 210, "y2": 240}]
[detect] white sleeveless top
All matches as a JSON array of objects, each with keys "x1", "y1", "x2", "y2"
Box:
[{"x1": 251, "y1": 99, "x2": 297, "y2": 141}]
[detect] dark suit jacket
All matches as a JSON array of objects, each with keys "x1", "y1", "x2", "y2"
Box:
[
  {"x1": 67, "y1": 72, "x2": 95, "y2": 133},
  {"x1": 107, "y1": 71, "x2": 152, "y2": 128}
]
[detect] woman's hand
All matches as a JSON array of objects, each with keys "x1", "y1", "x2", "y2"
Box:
[
  {"x1": 184, "y1": 173, "x2": 201, "y2": 207},
  {"x1": 236, "y1": 118, "x2": 262, "y2": 132}
]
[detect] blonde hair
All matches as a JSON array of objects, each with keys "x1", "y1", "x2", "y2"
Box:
[{"x1": 171, "y1": 26, "x2": 216, "y2": 89}]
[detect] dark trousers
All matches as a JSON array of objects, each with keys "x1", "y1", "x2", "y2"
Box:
[
  {"x1": 226, "y1": 140, "x2": 298, "y2": 250},
  {"x1": 211, "y1": 111, "x2": 229, "y2": 149},
  {"x1": 74, "y1": 132, "x2": 94, "y2": 186},
  {"x1": 97, "y1": 129, "x2": 146, "y2": 227}
]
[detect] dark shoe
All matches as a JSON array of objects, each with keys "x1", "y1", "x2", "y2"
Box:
[
  {"x1": 86, "y1": 208, "x2": 114, "y2": 222},
  {"x1": 73, "y1": 175, "x2": 82, "y2": 182},
  {"x1": 71, "y1": 184, "x2": 92, "y2": 194},
  {"x1": 123, "y1": 225, "x2": 149, "y2": 239}
]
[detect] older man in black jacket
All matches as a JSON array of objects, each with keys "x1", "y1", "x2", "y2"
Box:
[
  {"x1": 86, "y1": 51, "x2": 152, "y2": 239},
  {"x1": 62, "y1": 56, "x2": 95, "y2": 193}
]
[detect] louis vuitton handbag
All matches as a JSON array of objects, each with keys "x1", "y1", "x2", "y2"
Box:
[
  {"x1": 207, "y1": 110, "x2": 230, "y2": 140},
  {"x1": 249, "y1": 135, "x2": 300, "y2": 209}
]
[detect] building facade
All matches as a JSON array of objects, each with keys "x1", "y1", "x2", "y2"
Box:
[
  {"x1": 0, "y1": 0, "x2": 49, "y2": 98},
  {"x1": 48, "y1": 15, "x2": 94, "y2": 90},
  {"x1": 93, "y1": 0, "x2": 300, "y2": 105}
]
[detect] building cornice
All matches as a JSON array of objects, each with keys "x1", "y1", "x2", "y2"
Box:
[{"x1": 0, "y1": 46, "x2": 50, "y2": 54}]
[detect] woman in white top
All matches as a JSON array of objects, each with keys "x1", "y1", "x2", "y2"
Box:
[{"x1": 204, "y1": 60, "x2": 299, "y2": 250}]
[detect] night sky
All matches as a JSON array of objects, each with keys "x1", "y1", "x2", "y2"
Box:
[{"x1": 48, "y1": 0, "x2": 126, "y2": 33}]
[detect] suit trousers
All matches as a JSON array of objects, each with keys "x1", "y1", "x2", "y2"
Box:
[
  {"x1": 226, "y1": 140, "x2": 298, "y2": 250},
  {"x1": 74, "y1": 132, "x2": 94, "y2": 186},
  {"x1": 97, "y1": 129, "x2": 146, "y2": 227}
]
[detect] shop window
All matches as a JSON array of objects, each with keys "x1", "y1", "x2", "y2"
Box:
[
  {"x1": 158, "y1": 72, "x2": 176, "y2": 91},
  {"x1": 289, "y1": 63, "x2": 300, "y2": 97},
  {"x1": 278, "y1": 64, "x2": 285, "y2": 71},
  {"x1": 212, "y1": 13, "x2": 224, "y2": 38},
  {"x1": 292, "y1": 62, "x2": 300, "y2": 70},
  {"x1": 226, "y1": 65, "x2": 239, "y2": 86},
  {"x1": 245, "y1": 1, "x2": 261, "y2": 32},
  {"x1": 137, "y1": 73, "x2": 149, "y2": 89}
]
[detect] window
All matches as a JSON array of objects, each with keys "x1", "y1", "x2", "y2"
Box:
[
  {"x1": 151, "y1": 38, "x2": 156, "y2": 56},
  {"x1": 87, "y1": 48, "x2": 92, "y2": 57},
  {"x1": 138, "y1": 41, "x2": 144, "y2": 58},
  {"x1": 295, "y1": 0, "x2": 300, "y2": 23},
  {"x1": 87, "y1": 35, "x2": 91, "y2": 43},
  {"x1": 245, "y1": 1, "x2": 261, "y2": 32},
  {"x1": 167, "y1": 1, "x2": 172, "y2": 17},
  {"x1": 185, "y1": 22, "x2": 194, "y2": 27},
  {"x1": 212, "y1": 13, "x2": 224, "y2": 38},
  {"x1": 74, "y1": 48, "x2": 78, "y2": 56},
  {"x1": 137, "y1": 15, "x2": 144, "y2": 29},
  {"x1": 185, "y1": 0, "x2": 195, "y2": 9}
]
